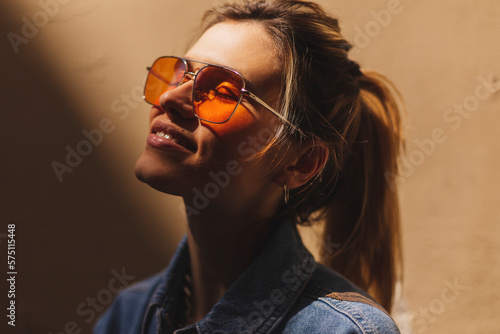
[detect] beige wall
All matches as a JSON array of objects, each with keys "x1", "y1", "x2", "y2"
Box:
[{"x1": 1, "y1": 0, "x2": 499, "y2": 333}]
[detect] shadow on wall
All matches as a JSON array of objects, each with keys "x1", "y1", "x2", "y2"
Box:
[{"x1": 0, "y1": 2, "x2": 177, "y2": 333}]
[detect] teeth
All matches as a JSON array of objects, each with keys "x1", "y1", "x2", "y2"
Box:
[{"x1": 155, "y1": 131, "x2": 178, "y2": 143}]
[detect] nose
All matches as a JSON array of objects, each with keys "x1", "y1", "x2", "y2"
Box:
[{"x1": 158, "y1": 80, "x2": 196, "y2": 121}]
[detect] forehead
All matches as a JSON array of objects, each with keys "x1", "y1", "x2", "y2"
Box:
[{"x1": 185, "y1": 21, "x2": 280, "y2": 89}]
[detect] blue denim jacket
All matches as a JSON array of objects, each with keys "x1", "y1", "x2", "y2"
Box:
[{"x1": 94, "y1": 220, "x2": 400, "y2": 333}]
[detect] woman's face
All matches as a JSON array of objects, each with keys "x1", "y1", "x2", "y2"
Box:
[{"x1": 135, "y1": 21, "x2": 287, "y2": 212}]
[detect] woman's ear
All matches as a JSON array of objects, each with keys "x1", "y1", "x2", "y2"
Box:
[{"x1": 276, "y1": 141, "x2": 329, "y2": 190}]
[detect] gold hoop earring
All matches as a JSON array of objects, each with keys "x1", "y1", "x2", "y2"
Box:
[{"x1": 283, "y1": 183, "x2": 289, "y2": 205}]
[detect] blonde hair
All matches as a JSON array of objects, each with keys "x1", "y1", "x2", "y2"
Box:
[{"x1": 202, "y1": 0, "x2": 405, "y2": 312}]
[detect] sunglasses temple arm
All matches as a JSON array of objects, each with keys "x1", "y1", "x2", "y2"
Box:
[{"x1": 243, "y1": 90, "x2": 306, "y2": 137}]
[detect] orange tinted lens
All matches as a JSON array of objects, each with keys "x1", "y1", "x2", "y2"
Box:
[
  {"x1": 144, "y1": 57, "x2": 186, "y2": 105},
  {"x1": 193, "y1": 66, "x2": 243, "y2": 123}
]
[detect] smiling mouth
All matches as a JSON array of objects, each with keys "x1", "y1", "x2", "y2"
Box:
[
  {"x1": 155, "y1": 131, "x2": 181, "y2": 144},
  {"x1": 149, "y1": 129, "x2": 197, "y2": 153}
]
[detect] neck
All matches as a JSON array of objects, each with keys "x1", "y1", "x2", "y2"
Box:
[{"x1": 183, "y1": 200, "x2": 276, "y2": 324}]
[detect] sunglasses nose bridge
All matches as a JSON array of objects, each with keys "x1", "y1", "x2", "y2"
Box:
[{"x1": 178, "y1": 71, "x2": 196, "y2": 87}]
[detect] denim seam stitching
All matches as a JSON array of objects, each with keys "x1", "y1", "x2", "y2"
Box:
[{"x1": 318, "y1": 297, "x2": 376, "y2": 334}]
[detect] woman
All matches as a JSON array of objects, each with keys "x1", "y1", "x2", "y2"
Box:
[{"x1": 95, "y1": 0, "x2": 404, "y2": 332}]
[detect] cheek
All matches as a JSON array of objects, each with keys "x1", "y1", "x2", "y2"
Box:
[
  {"x1": 201, "y1": 104, "x2": 257, "y2": 137},
  {"x1": 149, "y1": 106, "x2": 163, "y2": 123}
]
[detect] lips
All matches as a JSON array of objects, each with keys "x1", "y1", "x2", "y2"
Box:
[{"x1": 148, "y1": 120, "x2": 197, "y2": 153}]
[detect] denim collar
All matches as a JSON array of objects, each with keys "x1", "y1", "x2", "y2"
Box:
[{"x1": 141, "y1": 219, "x2": 316, "y2": 334}]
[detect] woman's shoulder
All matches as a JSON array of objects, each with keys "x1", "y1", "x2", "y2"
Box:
[
  {"x1": 281, "y1": 297, "x2": 400, "y2": 334},
  {"x1": 277, "y1": 263, "x2": 400, "y2": 334}
]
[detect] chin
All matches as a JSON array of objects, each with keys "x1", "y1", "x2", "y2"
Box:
[{"x1": 134, "y1": 153, "x2": 185, "y2": 196}]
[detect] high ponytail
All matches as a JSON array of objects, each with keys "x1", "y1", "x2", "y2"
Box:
[
  {"x1": 321, "y1": 70, "x2": 404, "y2": 312},
  {"x1": 202, "y1": 0, "x2": 405, "y2": 312}
]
